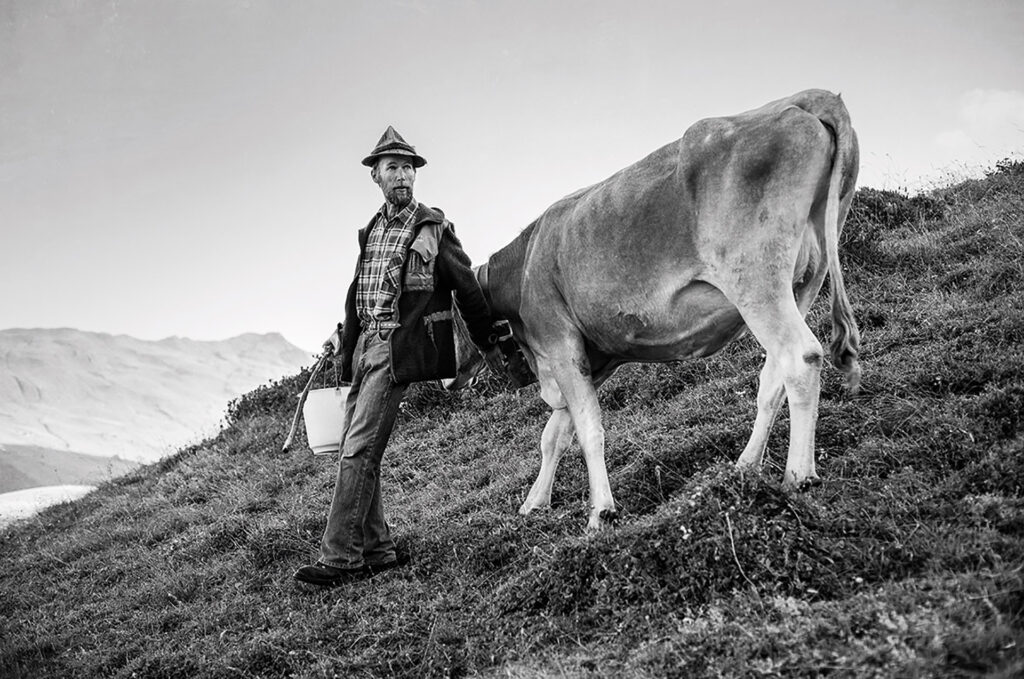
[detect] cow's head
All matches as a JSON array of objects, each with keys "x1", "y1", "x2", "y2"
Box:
[{"x1": 443, "y1": 308, "x2": 489, "y2": 391}]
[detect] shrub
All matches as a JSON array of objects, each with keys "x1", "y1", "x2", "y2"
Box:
[
  {"x1": 848, "y1": 187, "x2": 944, "y2": 229},
  {"x1": 224, "y1": 366, "x2": 315, "y2": 426},
  {"x1": 940, "y1": 157, "x2": 1024, "y2": 204},
  {"x1": 842, "y1": 187, "x2": 945, "y2": 262}
]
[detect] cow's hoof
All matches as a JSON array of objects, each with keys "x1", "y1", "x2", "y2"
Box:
[
  {"x1": 735, "y1": 459, "x2": 763, "y2": 475},
  {"x1": 784, "y1": 475, "x2": 822, "y2": 492},
  {"x1": 798, "y1": 476, "x2": 823, "y2": 491},
  {"x1": 587, "y1": 508, "x2": 619, "y2": 532},
  {"x1": 734, "y1": 454, "x2": 764, "y2": 471},
  {"x1": 518, "y1": 501, "x2": 548, "y2": 516}
]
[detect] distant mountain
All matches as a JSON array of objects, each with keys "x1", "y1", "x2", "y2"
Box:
[
  {"x1": 0, "y1": 444, "x2": 139, "y2": 494},
  {"x1": 0, "y1": 328, "x2": 313, "y2": 463}
]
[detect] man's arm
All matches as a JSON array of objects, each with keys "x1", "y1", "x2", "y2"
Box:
[{"x1": 436, "y1": 225, "x2": 495, "y2": 350}]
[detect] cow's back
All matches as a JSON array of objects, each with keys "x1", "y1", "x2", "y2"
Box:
[{"x1": 519, "y1": 91, "x2": 841, "y2": 362}]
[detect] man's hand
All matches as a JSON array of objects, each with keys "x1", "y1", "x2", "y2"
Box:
[
  {"x1": 323, "y1": 327, "x2": 341, "y2": 356},
  {"x1": 481, "y1": 344, "x2": 505, "y2": 374}
]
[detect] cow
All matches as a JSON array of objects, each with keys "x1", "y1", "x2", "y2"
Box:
[{"x1": 452, "y1": 89, "x2": 861, "y2": 531}]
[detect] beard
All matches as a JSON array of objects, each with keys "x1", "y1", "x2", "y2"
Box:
[{"x1": 386, "y1": 185, "x2": 413, "y2": 209}]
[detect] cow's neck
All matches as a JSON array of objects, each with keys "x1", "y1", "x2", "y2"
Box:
[{"x1": 482, "y1": 220, "x2": 536, "y2": 324}]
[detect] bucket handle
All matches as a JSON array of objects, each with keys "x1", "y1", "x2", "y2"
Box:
[{"x1": 281, "y1": 352, "x2": 330, "y2": 452}]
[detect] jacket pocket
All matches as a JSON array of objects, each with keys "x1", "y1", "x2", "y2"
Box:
[{"x1": 404, "y1": 238, "x2": 436, "y2": 292}]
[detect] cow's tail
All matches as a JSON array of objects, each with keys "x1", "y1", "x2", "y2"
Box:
[{"x1": 815, "y1": 92, "x2": 861, "y2": 393}]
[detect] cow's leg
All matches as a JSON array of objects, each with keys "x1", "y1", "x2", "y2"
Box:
[
  {"x1": 735, "y1": 297, "x2": 824, "y2": 489},
  {"x1": 519, "y1": 408, "x2": 575, "y2": 514},
  {"x1": 536, "y1": 355, "x2": 616, "y2": 531},
  {"x1": 736, "y1": 355, "x2": 785, "y2": 470},
  {"x1": 735, "y1": 279, "x2": 821, "y2": 471}
]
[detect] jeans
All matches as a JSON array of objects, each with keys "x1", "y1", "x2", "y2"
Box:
[{"x1": 319, "y1": 330, "x2": 407, "y2": 568}]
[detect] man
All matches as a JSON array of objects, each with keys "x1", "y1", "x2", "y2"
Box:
[{"x1": 294, "y1": 126, "x2": 498, "y2": 587}]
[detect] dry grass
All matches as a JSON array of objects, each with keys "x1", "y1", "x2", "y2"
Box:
[{"x1": 2, "y1": 160, "x2": 1023, "y2": 678}]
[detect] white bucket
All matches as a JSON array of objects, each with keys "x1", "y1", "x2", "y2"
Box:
[{"x1": 302, "y1": 386, "x2": 350, "y2": 455}]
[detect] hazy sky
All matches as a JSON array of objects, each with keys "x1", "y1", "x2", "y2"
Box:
[{"x1": 2, "y1": 0, "x2": 1022, "y2": 352}]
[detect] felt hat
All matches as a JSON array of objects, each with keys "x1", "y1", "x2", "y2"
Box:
[{"x1": 361, "y1": 126, "x2": 427, "y2": 168}]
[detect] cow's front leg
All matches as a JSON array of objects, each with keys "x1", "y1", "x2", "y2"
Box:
[
  {"x1": 520, "y1": 407, "x2": 575, "y2": 515},
  {"x1": 542, "y1": 358, "x2": 616, "y2": 531}
]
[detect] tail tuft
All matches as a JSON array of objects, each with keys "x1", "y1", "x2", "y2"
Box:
[
  {"x1": 830, "y1": 295, "x2": 861, "y2": 394},
  {"x1": 847, "y1": 363, "x2": 862, "y2": 394},
  {"x1": 839, "y1": 353, "x2": 861, "y2": 394}
]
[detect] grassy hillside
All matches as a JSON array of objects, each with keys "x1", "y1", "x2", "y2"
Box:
[{"x1": 2, "y1": 160, "x2": 1022, "y2": 678}]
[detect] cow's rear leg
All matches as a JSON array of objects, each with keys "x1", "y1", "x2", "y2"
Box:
[
  {"x1": 737, "y1": 268, "x2": 827, "y2": 475},
  {"x1": 520, "y1": 408, "x2": 575, "y2": 514},
  {"x1": 737, "y1": 299, "x2": 824, "y2": 489},
  {"x1": 736, "y1": 355, "x2": 785, "y2": 471}
]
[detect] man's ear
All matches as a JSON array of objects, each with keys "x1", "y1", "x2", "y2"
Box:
[{"x1": 370, "y1": 166, "x2": 380, "y2": 185}]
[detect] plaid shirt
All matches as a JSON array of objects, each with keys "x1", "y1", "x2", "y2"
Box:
[{"x1": 356, "y1": 200, "x2": 419, "y2": 328}]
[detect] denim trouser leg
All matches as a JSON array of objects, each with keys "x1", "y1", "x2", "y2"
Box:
[
  {"x1": 319, "y1": 331, "x2": 406, "y2": 568},
  {"x1": 360, "y1": 472, "x2": 393, "y2": 564}
]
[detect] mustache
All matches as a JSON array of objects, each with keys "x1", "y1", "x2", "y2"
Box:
[{"x1": 386, "y1": 185, "x2": 413, "y2": 207}]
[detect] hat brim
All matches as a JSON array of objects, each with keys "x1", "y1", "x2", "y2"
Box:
[{"x1": 362, "y1": 150, "x2": 427, "y2": 168}]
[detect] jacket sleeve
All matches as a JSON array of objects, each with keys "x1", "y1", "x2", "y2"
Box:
[
  {"x1": 436, "y1": 224, "x2": 495, "y2": 350},
  {"x1": 337, "y1": 221, "x2": 372, "y2": 382}
]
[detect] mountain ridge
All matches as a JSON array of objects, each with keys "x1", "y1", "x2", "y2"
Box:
[
  {"x1": 0, "y1": 444, "x2": 139, "y2": 494},
  {"x1": 0, "y1": 328, "x2": 313, "y2": 462}
]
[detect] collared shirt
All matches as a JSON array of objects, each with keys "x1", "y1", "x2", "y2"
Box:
[{"x1": 356, "y1": 200, "x2": 419, "y2": 328}]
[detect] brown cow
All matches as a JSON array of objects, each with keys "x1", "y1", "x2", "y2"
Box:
[{"x1": 453, "y1": 89, "x2": 861, "y2": 530}]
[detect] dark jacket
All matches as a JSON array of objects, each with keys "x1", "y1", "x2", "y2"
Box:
[{"x1": 339, "y1": 204, "x2": 494, "y2": 384}]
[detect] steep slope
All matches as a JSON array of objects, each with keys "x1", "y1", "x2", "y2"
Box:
[
  {"x1": 0, "y1": 330, "x2": 313, "y2": 462},
  {"x1": 0, "y1": 162, "x2": 1021, "y2": 678}
]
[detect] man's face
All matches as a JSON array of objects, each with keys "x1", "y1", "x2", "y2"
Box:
[{"x1": 372, "y1": 155, "x2": 416, "y2": 209}]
